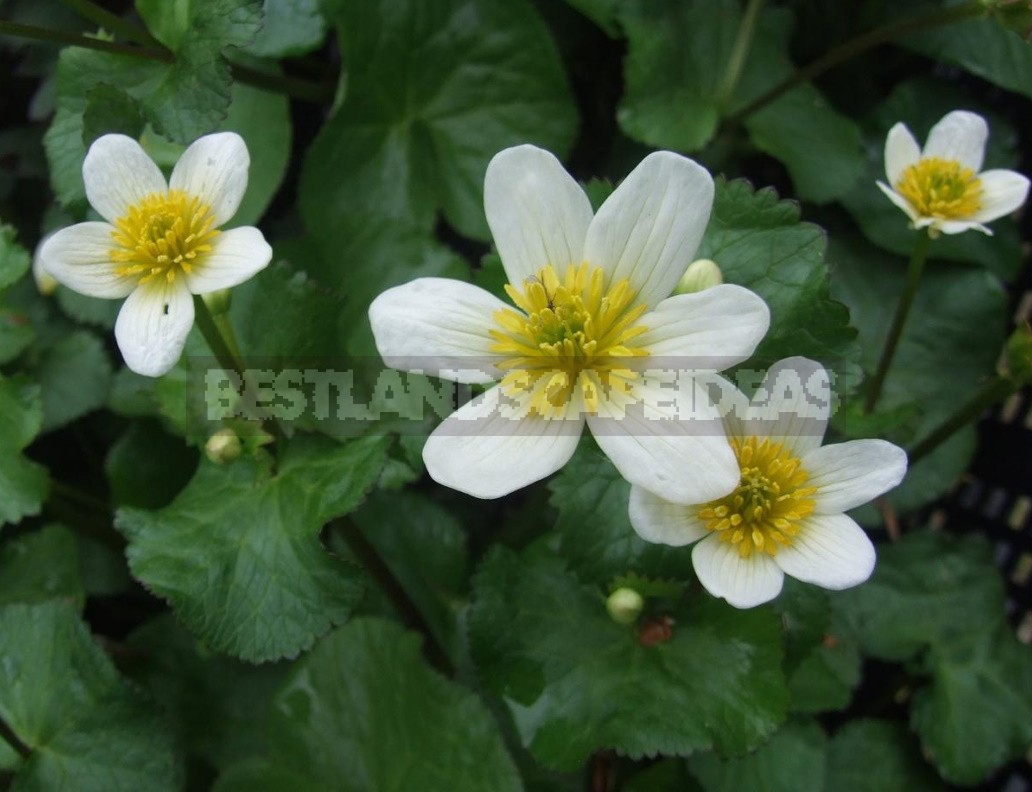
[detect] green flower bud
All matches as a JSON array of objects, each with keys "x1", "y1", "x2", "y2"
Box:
[
  {"x1": 606, "y1": 587, "x2": 645, "y2": 625},
  {"x1": 674, "y1": 258, "x2": 723, "y2": 295},
  {"x1": 205, "y1": 427, "x2": 242, "y2": 465},
  {"x1": 1004, "y1": 322, "x2": 1032, "y2": 384}
]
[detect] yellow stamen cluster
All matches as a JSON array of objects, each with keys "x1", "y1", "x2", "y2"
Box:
[
  {"x1": 110, "y1": 190, "x2": 219, "y2": 285},
  {"x1": 489, "y1": 263, "x2": 649, "y2": 417},
  {"x1": 896, "y1": 157, "x2": 982, "y2": 219},
  {"x1": 698, "y1": 436, "x2": 817, "y2": 558}
]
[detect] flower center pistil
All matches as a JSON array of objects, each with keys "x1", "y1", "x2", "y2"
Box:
[
  {"x1": 698, "y1": 437, "x2": 817, "y2": 558},
  {"x1": 489, "y1": 263, "x2": 649, "y2": 417},
  {"x1": 896, "y1": 157, "x2": 982, "y2": 220},
  {"x1": 110, "y1": 190, "x2": 219, "y2": 285}
]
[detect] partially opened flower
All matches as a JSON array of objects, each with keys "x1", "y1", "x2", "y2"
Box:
[
  {"x1": 369, "y1": 145, "x2": 770, "y2": 501},
  {"x1": 877, "y1": 110, "x2": 1029, "y2": 236},
  {"x1": 629, "y1": 357, "x2": 907, "y2": 608},
  {"x1": 41, "y1": 133, "x2": 272, "y2": 376}
]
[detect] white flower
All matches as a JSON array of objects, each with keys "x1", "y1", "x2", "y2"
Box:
[
  {"x1": 876, "y1": 110, "x2": 1029, "y2": 236},
  {"x1": 41, "y1": 133, "x2": 272, "y2": 376},
  {"x1": 629, "y1": 357, "x2": 907, "y2": 608},
  {"x1": 31, "y1": 232, "x2": 58, "y2": 296},
  {"x1": 369, "y1": 145, "x2": 770, "y2": 501}
]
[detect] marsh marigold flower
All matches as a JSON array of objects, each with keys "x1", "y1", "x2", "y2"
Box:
[
  {"x1": 628, "y1": 358, "x2": 907, "y2": 608},
  {"x1": 877, "y1": 110, "x2": 1029, "y2": 236},
  {"x1": 369, "y1": 145, "x2": 770, "y2": 501},
  {"x1": 41, "y1": 133, "x2": 272, "y2": 376}
]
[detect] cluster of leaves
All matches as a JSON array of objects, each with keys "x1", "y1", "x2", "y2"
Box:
[{"x1": 0, "y1": 0, "x2": 1030, "y2": 790}]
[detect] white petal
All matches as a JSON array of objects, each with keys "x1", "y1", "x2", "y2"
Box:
[
  {"x1": 114, "y1": 278, "x2": 195, "y2": 377},
  {"x1": 169, "y1": 132, "x2": 250, "y2": 226},
  {"x1": 922, "y1": 110, "x2": 987, "y2": 172},
  {"x1": 805, "y1": 439, "x2": 907, "y2": 514},
  {"x1": 970, "y1": 169, "x2": 1030, "y2": 224},
  {"x1": 884, "y1": 122, "x2": 921, "y2": 184},
  {"x1": 628, "y1": 485, "x2": 709, "y2": 546},
  {"x1": 876, "y1": 181, "x2": 919, "y2": 222},
  {"x1": 83, "y1": 134, "x2": 166, "y2": 223},
  {"x1": 184, "y1": 227, "x2": 272, "y2": 294},
  {"x1": 584, "y1": 151, "x2": 714, "y2": 311},
  {"x1": 587, "y1": 375, "x2": 739, "y2": 505},
  {"x1": 39, "y1": 222, "x2": 136, "y2": 298},
  {"x1": 692, "y1": 535, "x2": 785, "y2": 608},
  {"x1": 484, "y1": 145, "x2": 593, "y2": 288},
  {"x1": 369, "y1": 278, "x2": 508, "y2": 384},
  {"x1": 774, "y1": 513, "x2": 875, "y2": 590},
  {"x1": 636, "y1": 285, "x2": 769, "y2": 370},
  {"x1": 422, "y1": 387, "x2": 584, "y2": 498},
  {"x1": 744, "y1": 357, "x2": 830, "y2": 457},
  {"x1": 934, "y1": 219, "x2": 991, "y2": 236}
]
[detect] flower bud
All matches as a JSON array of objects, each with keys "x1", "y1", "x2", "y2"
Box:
[
  {"x1": 674, "y1": 258, "x2": 723, "y2": 295},
  {"x1": 205, "y1": 427, "x2": 242, "y2": 465},
  {"x1": 1004, "y1": 322, "x2": 1032, "y2": 384},
  {"x1": 606, "y1": 587, "x2": 644, "y2": 625}
]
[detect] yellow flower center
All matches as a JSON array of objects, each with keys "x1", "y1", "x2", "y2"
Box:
[
  {"x1": 489, "y1": 263, "x2": 649, "y2": 417},
  {"x1": 110, "y1": 190, "x2": 219, "y2": 285},
  {"x1": 698, "y1": 437, "x2": 817, "y2": 558},
  {"x1": 895, "y1": 157, "x2": 982, "y2": 219}
]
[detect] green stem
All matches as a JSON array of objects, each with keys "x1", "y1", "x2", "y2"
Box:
[
  {"x1": 50, "y1": 479, "x2": 110, "y2": 514},
  {"x1": 864, "y1": 231, "x2": 932, "y2": 414},
  {"x1": 193, "y1": 295, "x2": 246, "y2": 380},
  {"x1": 908, "y1": 375, "x2": 1018, "y2": 465},
  {"x1": 726, "y1": 0, "x2": 986, "y2": 123},
  {"x1": 0, "y1": 715, "x2": 30, "y2": 761},
  {"x1": 230, "y1": 62, "x2": 333, "y2": 104},
  {"x1": 336, "y1": 520, "x2": 455, "y2": 676},
  {"x1": 716, "y1": 0, "x2": 766, "y2": 109},
  {"x1": 0, "y1": 20, "x2": 172, "y2": 61},
  {"x1": 55, "y1": 0, "x2": 163, "y2": 49}
]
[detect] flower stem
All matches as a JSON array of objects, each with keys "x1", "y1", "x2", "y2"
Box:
[
  {"x1": 864, "y1": 231, "x2": 932, "y2": 414},
  {"x1": 193, "y1": 295, "x2": 246, "y2": 381},
  {"x1": 55, "y1": 0, "x2": 163, "y2": 49},
  {"x1": 0, "y1": 714, "x2": 30, "y2": 761},
  {"x1": 726, "y1": 0, "x2": 986, "y2": 123},
  {"x1": 229, "y1": 62, "x2": 334, "y2": 104},
  {"x1": 0, "y1": 20, "x2": 172, "y2": 62},
  {"x1": 907, "y1": 375, "x2": 1018, "y2": 465},
  {"x1": 716, "y1": 0, "x2": 766, "y2": 109},
  {"x1": 335, "y1": 520, "x2": 455, "y2": 676}
]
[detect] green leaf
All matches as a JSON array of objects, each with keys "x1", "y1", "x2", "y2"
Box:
[
  {"x1": 548, "y1": 441, "x2": 694, "y2": 585},
  {"x1": 827, "y1": 233, "x2": 1006, "y2": 511},
  {"x1": 823, "y1": 720, "x2": 945, "y2": 792},
  {"x1": 911, "y1": 622, "x2": 1032, "y2": 785},
  {"x1": 697, "y1": 179, "x2": 861, "y2": 388},
  {"x1": 105, "y1": 419, "x2": 198, "y2": 510},
  {"x1": 81, "y1": 83, "x2": 146, "y2": 147},
  {"x1": 352, "y1": 490, "x2": 469, "y2": 659},
  {"x1": 831, "y1": 532, "x2": 1003, "y2": 662},
  {"x1": 215, "y1": 618, "x2": 522, "y2": 791},
  {"x1": 904, "y1": 15, "x2": 1032, "y2": 100},
  {"x1": 0, "y1": 525, "x2": 83, "y2": 608},
  {"x1": 839, "y1": 77, "x2": 1023, "y2": 281},
  {"x1": 0, "y1": 307, "x2": 34, "y2": 365},
  {"x1": 135, "y1": 0, "x2": 264, "y2": 143},
  {"x1": 618, "y1": 2, "x2": 862, "y2": 202},
  {"x1": 35, "y1": 329, "x2": 113, "y2": 432},
  {"x1": 688, "y1": 719, "x2": 826, "y2": 792},
  {"x1": 116, "y1": 434, "x2": 390, "y2": 662},
  {"x1": 248, "y1": 0, "x2": 326, "y2": 57},
  {"x1": 125, "y1": 614, "x2": 291, "y2": 772},
  {"x1": 469, "y1": 545, "x2": 788, "y2": 771},
  {"x1": 301, "y1": 0, "x2": 577, "y2": 243},
  {"x1": 0, "y1": 602, "x2": 182, "y2": 790},
  {"x1": 0, "y1": 375, "x2": 49, "y2": 530},
  {"x1": 0, "y1": 224, "x2": 30, "y2": 292}
]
